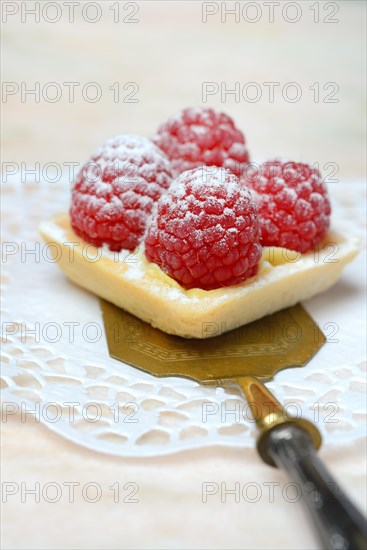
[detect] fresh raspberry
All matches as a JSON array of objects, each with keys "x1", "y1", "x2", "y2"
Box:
[
  {"x1": 243, "y1": 160, "x2": 331, "y2": 253},
  {"x1": 70, "y1": 135, "x2": 173, "y2": 251},
  {"x1": 153, "y1": 107, "x2": 249, "y2": 178},
  {"x1": 144, "y1": 167, "x2": 262, "y2": 290}
]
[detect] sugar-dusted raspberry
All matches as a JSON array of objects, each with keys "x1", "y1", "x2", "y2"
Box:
[
  {"x1": 70, "y1": 135, "x2": 173, "y2": 251},
  {"x1": 153, "y1": 107, "x2": 249, "y2": 178},
  {"x1": 243, "y1": 160, "x2": 331, "y2": 253},
  {"x1": 144, "y1": 167, "x2": 262, "y2": 290}
]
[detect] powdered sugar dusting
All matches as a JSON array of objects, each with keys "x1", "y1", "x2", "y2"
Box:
[
  {"x1": 145, "y1": 166, "x2": 262, "y2": 290},
  {"x1": 152, "y1": 107, "x2": 249, "y2": 178},
  {"x1": 70, "y1": 134, "x2": 173, "y2": 252},
  {"x1": 244, "y1": 160, "x2": 331, "y2": 253}
]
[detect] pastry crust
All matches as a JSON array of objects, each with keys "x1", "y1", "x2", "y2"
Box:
[{"x1": 39, "y1": 213, "x2": 358, "y2": 339}]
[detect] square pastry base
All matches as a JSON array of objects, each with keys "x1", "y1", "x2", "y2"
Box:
[{"x1": 39, "y1": 213, "x2": 358, "y2": 339}]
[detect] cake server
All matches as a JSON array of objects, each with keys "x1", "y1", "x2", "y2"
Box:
[{"x1": 101, "y1": 300, "x2": 367, "y2": 550}]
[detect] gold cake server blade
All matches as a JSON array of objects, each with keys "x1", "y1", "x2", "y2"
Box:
[{"x1": 101, "y1": 300, "x2": 367, "y2": 549}]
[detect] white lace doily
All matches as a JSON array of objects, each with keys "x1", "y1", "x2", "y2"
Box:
[{"x1": 1, "y1": 179, "x2": 366, "y2": 456}]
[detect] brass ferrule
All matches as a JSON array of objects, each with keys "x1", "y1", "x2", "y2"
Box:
[{"x1": 236, "y1": 376, "x2": 322, "y2": 467}]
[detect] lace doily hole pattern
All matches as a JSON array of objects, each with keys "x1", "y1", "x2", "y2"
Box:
[{"x1": 1, "y1": 179, "x2": 366, "y2": 456}]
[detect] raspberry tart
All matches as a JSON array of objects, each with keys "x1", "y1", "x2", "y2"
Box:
[{"x1": 39, "y1": 118, "x2": 358, "y2": 339}]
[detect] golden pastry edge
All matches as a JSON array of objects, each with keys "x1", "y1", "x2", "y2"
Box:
[{"x1": 39, "y1": 213, "x2": 359, "y2": 339}]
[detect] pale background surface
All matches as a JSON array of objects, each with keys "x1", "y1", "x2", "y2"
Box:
[{"x1": 1, "y1": 1, "x2": 366, "y2": 549}]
